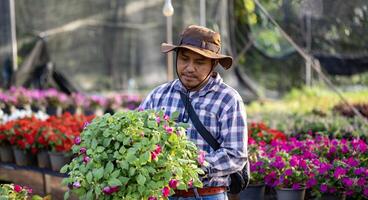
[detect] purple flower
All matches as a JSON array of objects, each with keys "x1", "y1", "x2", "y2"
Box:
[
  {"x1": 292, "y1": 183, "x2": 301, "y2": 190},
  {"x1": 169, "y1": 179, "x2": 178, "y2": 189},
  {"x1": 285, "y1": 169, "x2": 293, "y2": 176},
  {"x1": 354, "y1": 167, "x2": 365, "y2": 175},
  {"x1": 74, "y1": 136, "x2": 81, "y2": 145},
  {"x1": 83, "y1": 122, "x2": 90, "y2": 130},
  {"x1": 358, "y1": 178, "x2": 366, "y2": 186},
  {"x1": 364, "y1": 188, "x2": 368, "y2": 197},
  {"x1": 80, "y1": 147, "x2": 87, "y2": 154},
  {"x1": 346, "y1": 190, "x2": 354, "y2": 196},
  {"x1": 83, "y1": 156, "x2": 90, "y2": 164},
  {"x1": 306, "y1": 178, "x2": 317, "y2": 188},
  {"x1": 334, "y1": 167, "x2": 347, "y2": 179},
  {"x1": 320, "y1": 184, "x2": 328, "y2": 193},
  {"x1": 155, "y1": 116, "x2": 161, "y2": 124},
  {"x1": 73, "y1": 181, "x2": 81, "y2": 188},
  {"x1": 342, "y1": 177, "x2": 354, "y2": 187},
  {"x1": 103, "y1": 186, "x2": 111, "y2": 195},
  {"x1": 345, "y1": 157, "x2": 359, "y2": 167},
  {"x1": 198, "y1": 151, "x2": 206, "y2": 166}
]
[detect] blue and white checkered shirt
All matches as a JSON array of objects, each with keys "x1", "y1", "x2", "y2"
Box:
[{"x1": 140, "y1": 72, "x2": 248, "y2": 187}]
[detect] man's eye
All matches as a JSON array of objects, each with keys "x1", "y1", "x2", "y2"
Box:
[{"x1": 196, "y1": 62, "x2": 204, "y2": 65}]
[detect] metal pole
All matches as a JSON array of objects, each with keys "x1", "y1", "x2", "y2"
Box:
[
  {"x1": 9, "y1": 0, "x2": 18, "y2": 72},
  {"x1": 306, "y1": 14, "x2": 312, "y2": 86},
  {"x1": 166, "y1": 16, "x2": 173, "y2": 81},
  {"x1": 200, "y1": 0, "x2": 206, "y2": 26}
]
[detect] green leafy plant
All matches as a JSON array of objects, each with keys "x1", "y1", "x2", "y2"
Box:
[{"x1": 61, "y1": 110, "x2": 205, "y2": 200}]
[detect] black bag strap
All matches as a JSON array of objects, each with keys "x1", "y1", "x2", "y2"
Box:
[{"x1": 180, "y1": 92, "x2": 220, "y2": 151}]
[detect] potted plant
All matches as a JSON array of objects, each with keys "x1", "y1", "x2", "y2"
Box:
[
  {"x1": 240, "y1": 140, "x2": 270, "y2": 200},
  {"x1": 0, "y1": 184, "x2": 33, "y2": 200},
  {"x1": 0, "y1": 121, "x2": 15, "y2": 163},
  {"x1": 269, "y1": 151, "x2": 310, "y2": 200},
  {"x1": 44, "y1": 88, "x2": 68, "y2": 116},
  {"x1": 61, "y1": 110, "x2": 205, "y2": 199}
]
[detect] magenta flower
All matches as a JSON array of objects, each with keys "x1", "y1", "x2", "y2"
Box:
[
  {"x1": 83, "y1": 156, "x2": 90, "y2": 164},
  {"x1": 188, "y1": 180, "x2": 193, "y2": 187},
  {"x1": 103, "y1": 186, "x2": 111, "y2": 195},
  {"x1": 74, "y1": 136, "x2": 81, "y2": 145},
  {"x1": 154, "y1": 145, "x2": 161, "y2": 154},
  {"x1": 80, "y1": 147, "x2": 87, "y2": 154},
  {"x1": 285, "y1": 168, "x2": 293, "y2": 176},
  {"x1": 169, "y1": 179, "x2": 178, "y2": 189},
  {"x1": 148, "y1": 197, "x2": 157, "y2": 200},
  {"x1": 306, "y1": 178, "x2": 317, "y2": 188},
  {"x1": 164, "y1": 115, "x2": 170, "y2": 121},
  {"x1": 14, "y1": 185, "x2": 22, "y2": 193},
  {"x1": 334, "y1": 167, "x2": 347, "y2": 179},
  {"x1": 151, "y1": 152, "x2": 158, "y2": 160},
  {"x1": 364, "y1": 188, "x2": 368, "y2": 197},
  {"x1": 162, "y1": 186, "x2": 170, "y2": 197},
  {"x1": 292, "y1": 183, "x2": 301, "y2": 190},
  {"x1": 358, "y1": 178, "x2": 366, "y2": 186},
  {"x1": 320, "y1": 184, "x2": 328, "y2": 193}
]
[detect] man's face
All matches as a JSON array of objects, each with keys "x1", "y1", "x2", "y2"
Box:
[{"x1": 177, "y1": 49, "x2": 213, "y2": 90}]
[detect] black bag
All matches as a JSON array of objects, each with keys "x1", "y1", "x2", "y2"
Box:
[{"x1": 179, "y1": 92, "x2": 250, "y2": 194}]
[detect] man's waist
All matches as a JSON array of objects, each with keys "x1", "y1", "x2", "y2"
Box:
[{"x1": 173, "y1": 186, "x2": 227, "y2": 197}]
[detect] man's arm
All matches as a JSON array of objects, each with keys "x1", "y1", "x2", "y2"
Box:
[{"x1": 204, "y1": 98, "x2": 248, "y2": 177}]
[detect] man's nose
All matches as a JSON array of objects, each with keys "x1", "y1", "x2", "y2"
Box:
[{"x1": 185, "y1": 61, "x2": 196, "y2": 72}]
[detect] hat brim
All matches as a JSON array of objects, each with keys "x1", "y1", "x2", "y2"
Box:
[{"x1": 161, "y1": 43, "x2": 233, "y2": 69}]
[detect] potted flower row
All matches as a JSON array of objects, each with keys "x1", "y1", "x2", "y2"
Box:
[{"x1": 0, "y1": 113, "x2": 94, "y2": 171}]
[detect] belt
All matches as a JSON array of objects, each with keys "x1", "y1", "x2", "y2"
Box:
[{"x1": 173, "y1": 187, "x2": 227, "y2": 197}]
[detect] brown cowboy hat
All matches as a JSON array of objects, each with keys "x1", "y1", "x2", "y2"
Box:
[{"x1": 161, "y1": 25, "x2": 233, "y2": 69}]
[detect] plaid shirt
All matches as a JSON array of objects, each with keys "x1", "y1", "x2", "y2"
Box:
[{"x1": 140, "y1": 73, "x2": 248, "y2": 187}]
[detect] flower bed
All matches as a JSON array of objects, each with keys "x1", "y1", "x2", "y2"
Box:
[{"x1": 248, "y1": 122, "x2": 368, "y2": 199}]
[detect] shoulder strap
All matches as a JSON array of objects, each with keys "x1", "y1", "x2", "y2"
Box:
[{"x1": 179, "y1": 92, "x2": 220, "y2": 150}]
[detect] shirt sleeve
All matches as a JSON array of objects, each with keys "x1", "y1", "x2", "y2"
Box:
[
  {"x1": 204, "y1": 98, "x2": 248, "y2": 177},
  {"x1": 139, "y1": 90, "x2": 156, "y2": 110}
]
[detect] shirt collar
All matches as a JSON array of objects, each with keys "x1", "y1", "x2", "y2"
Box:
[{"x1": 174, "y1": 72, "x2": 222, "y2": 97}]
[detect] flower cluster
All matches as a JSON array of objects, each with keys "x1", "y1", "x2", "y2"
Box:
[
  {"x1": 61, "y1": 110, "x2": 205, "y2": 200},
  {"x1": 0, "y1": 113, "x2": 94, "y2": 153},
  {"x1": 248, "y1": 123, "x2": 368, "y2": 199},
  {"x1": 0, "y1": 184, "x2": 32, "y2": 200},
  {"x1": 0, "y1": 87, "x2": 142, "y2": 113}
]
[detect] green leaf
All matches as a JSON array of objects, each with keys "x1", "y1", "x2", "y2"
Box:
[
  {"x1": 168, "y1": 133, "x2": 179, "y2": 144},
  {"x1": 60, "y1": 165, "x2": 68, "y2": 173},
  {"x1": 105, "y1": 161, "x2": 114, "y2": 174},
  {"x1": 129, "y1": 168, "x2": 136, "y2": 176},
  {"x1": 119, "y1": 177, "x2": 130, "y2": 185},
  {"x1": 110, "y1": 170, "x2": 120, "y2": 178},
  {"x1": 103, "y1": 138, "x2": 112, "y2": 146},
  {"x1": 136, "y1": 174, "x2": 146, "y2": 185},
  {"x1": 63, "y1": 191, "x2": 70, "y2": 200},
  {"x1": 86, "y1": 190, "x2": 93, "y2": 199},
  {"x1": 119, "y1": 160, "x2": 129, "y2": 170},
  {"x1": 108, "y1": 178, "x2": 122, "y2": 186},
  {"x1": 177, "y1": 182, "x2": 187, "y2": 190},
  {"x1": 96, "y1": 146, "x2": 105, "y2": 153},
  {"x1": 91, "y1": 139, "x2": 98, "y2": 149},
  {"x1": 171, "y1": 111, "x2": 180, "y2": 120},
  {"x1": 86, "y1": 171, "x2": 93, "y2": 183},
  {"x1": 93, "y1": 167, "x2": 104, "y2": 180}
]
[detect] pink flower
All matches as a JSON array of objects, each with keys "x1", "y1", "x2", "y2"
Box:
[
  {"x1": 83, "y1": 156, "x2": 90, "y2": 164},
  {"x1": 151, "y1": 152, "x2": 158, "y2": 160},
  {"x1": 364, "y1": 188, "x2": 368, "y2": 197},
  {"x1": 342, "y1": 177, "x2": 354, "y2": 187},
  {"x1": 169, "y1": 179, "x2": 178, "y2": 189},
  {"x1": 164, "y1": 115, "x2": 170, "y2": 121},
  {"x1": 334, "y1": 167, "x2": 347, "y2": 179},
  {"x1": 162, "y1": 187, "x2": 170, "y2": 197},
  {"x1": 80, "y1": 147, "x2": 87, "y2": 154},
  {"x1": 358, "y1": 178, "x2": 366, "y2": 186},
  {"x1": 73, "y1": 181, "x2": 81, "y2": 188},
  {"x1": 156, "y1": 116, "x2": 161, "y2": 124},
  {"x1": 285, "y1": 169, "x2": 293, "y2": 176},
  {"x1": 188, "y1": 180, "x2": 193, "y2": 187},
  {"x1": 198, "y1": 151, "x2": 206, "y2": 165},
  {"x1": 154, "y1": 145, "x2": 161, "y2": 154},
  {"x1": 103, "y1": 186, "x2": 111, "y2": 195},
  {"x1": 74, "y1": 136, "x2": 81, "y2": 145},
  {"x1": 14, "y1": 185, "x2": 22, "y2": 193}
]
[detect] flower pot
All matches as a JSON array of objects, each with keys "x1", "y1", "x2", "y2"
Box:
[
  {"x1": 37, "y1": 150, "x2": 51, "y2": 168},
  {"x1": 0, "y1": 144, "x2": 14, "y2": 163},
  {"x1": 46, "y1": 106, "x2": 62, "y2": 116},
  {"x1": 63, "y1": 106, "x2": 76, "y2": 115},
  {"x1": 276, "y1": 187, "x2": 306, "y2": 200},
  {"x1": 48, "y1": 151, "x2": 72, "y2": 172},
  {"x1": 319, "y1": 193, "x2": 346, "y2": 200},
  {"x1": 240, "y1": 184, "x2": 265, "y2": 200},
  {"x1": 12, "y1": 147, "x2": 36, "y2": 166}
]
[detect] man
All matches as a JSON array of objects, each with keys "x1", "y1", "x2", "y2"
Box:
[{"x1": 140, "y1": 25, "x2": 247, "y2": 200}]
